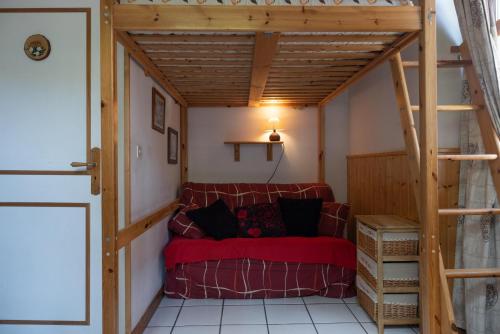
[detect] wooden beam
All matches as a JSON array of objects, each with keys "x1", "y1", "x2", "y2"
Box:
[
  {"x1": 100, "y1": 1, "x2": 118, "y2": 333},
  {"x1": 439, "y1": 208, "x2": 500, "y2": 216},
  {"x1": 248, "y1": 32, "x2": 280, "y2": 107},
  {"x1": 116, "y1": 200, "x2": 180, "y2": 249},
  {"x1": 389, "y1": 53, "x2": 421, "y2": 216},
  {"x1": 318, "y1": 105, "x2": 325, "y2": 183},
  {"x1": 114, "y1": 5, "x2": 422, "y2": 32},
  {"x1": 319, "y1": 32, "x2": 419, "y2": 106},
  {"x1": 132, "y1": 33, "x2": 255, "y2": 43},
  {"x1": 280, "y1": 34, "x2": 400, "y2": 43},
  {"x1": 419, "y1": 1, "x2": 440, "y2": 333},
  {"x1": 439, "y1": 252, "x2": 459, "y2": 334},
  {"x1": 459, "y1": 43, "x2": 500, "y2": 198},
  {"x1": 116, "y1": 31, "x2": 187, "y2": 107},
  {"x1": 402, "y1": 59, "x2": 472, "y2": 68},
  {"x1": 180, "y1": 105, "x2": 188, "y2": 184},
  {"x1": 445, "y1": 268, "x2": 500, "y2": 278}
]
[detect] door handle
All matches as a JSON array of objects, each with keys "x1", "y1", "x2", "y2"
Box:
[
  {"x1": 70, "y1": 147, "x2": 101, "y2": 195},
  {"x1": 70, "y1": 162, "x2": 97, "y2": 168}
]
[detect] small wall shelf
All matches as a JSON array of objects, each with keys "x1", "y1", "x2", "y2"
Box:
[{"x1": 224, "y1": 141, "x2": 284, "y2": 162}]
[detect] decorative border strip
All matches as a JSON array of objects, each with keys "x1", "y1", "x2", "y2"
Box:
[{"x1": 0, "y1": 202, "x2": 90, "y2": 326}]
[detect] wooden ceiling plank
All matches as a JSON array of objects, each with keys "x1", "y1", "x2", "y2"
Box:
[
  {"x1": 132, "y1": 34, "x2": 255, "y2": 43},
  {"x1": 279, "y1": 34, "x2": 401, "y2": 43},
  {"x1": 114, "y1": 5, "x2": 422, "y2": 32},
  {"x1": 278, "y1": 44, "x2": 385, "y2": 52},
  {"x1": 140, "y1": 43, "x2": 254, "y2": 52},
  {"x1": 148, "y1": 52, "x2": 253, "y2": 60},
  {"x1": 116, "y1": 31, "x2": 187, "y2": 106},
  {"x1": 273, "y1": 53, "x2": 378, "y2": 60},
  {"x1": 248, "y1": 32, "x2": 281, "y2": 107}
]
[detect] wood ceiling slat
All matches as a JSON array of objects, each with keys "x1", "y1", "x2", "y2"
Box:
[
  {"x1": 154, "y1": 60, "x2": 251, "y2": 66},
  {"x1": 269, "y1": 66, "x2": 362, "y2": 72},
  {"x1": 140, "y1": 43, "x2": 254, "y2": 52},
  {"x1": 132, "y1": 34, "x2": 255, "y2": 43},
  {"x1": 271, "y1": 60, "x2": 369, "y2": 66},
  {"x1": 279, "y1": 34, "x2": 400, "y2": 43},
  {"x1": 278, "y1": 44, "x2": 385, "y2": 52},
  {"x1": 274, "y1": 53, "x2": 377, "y2": 60},
  {"x1": 148, "y1": 53, "x2": 252, "y2": 60}
]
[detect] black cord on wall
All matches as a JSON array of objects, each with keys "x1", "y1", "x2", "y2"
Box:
[{"x1": 266, "y1": 143, "x2": 285, "y2": 184}]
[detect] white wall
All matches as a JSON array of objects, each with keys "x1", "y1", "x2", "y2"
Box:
[
  {"x1": 188, "y1": 106, "x2": 318, "y2": 184},
  {"x1": 324, "y1": 92, "x2": 350, "y2": 203},
  {"x1": 128, "y1": 58, "x2": 181, "y2": 328}
]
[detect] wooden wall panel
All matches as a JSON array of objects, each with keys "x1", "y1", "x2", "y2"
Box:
[{"x1": 347, "y1": 149, "x2": 460, "y2": 267}]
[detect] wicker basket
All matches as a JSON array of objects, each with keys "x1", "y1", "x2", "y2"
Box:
[
  {"x1": 358, "y1": 261, "x2": 419, "y2": 290},
  {"x1": 357, "y1": 288, "x2": 418, "y2": 321},
  {"x1": 358, "y1": 223, "x2": 418, "y2": 259}
]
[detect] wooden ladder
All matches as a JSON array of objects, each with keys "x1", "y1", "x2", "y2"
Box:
[{"x1": 390, "y1": 42, "x2": 500, "y2": 334}]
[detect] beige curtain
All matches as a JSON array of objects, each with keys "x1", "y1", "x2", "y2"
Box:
[{"x1": 453, "y1": 1, "x2": 500, "y2": 333}]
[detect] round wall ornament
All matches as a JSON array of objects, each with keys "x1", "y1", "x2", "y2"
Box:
[{"x1": 24, "y1": 34, "x2": 51, "y2": 61}]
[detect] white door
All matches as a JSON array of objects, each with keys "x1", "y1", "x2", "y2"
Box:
[{"x1": 0, "y1": 1, "x2": 102, "y2": 334}]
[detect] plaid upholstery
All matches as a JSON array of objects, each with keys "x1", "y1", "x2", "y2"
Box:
[
  {"x1": 318, "y1": 202, "x2": 350, "y2": 238},
  {"x1": 168, "y1": 203, "x2": 205, "y2": 239},
  {"x1": 165, "y1": 258, "x2": 356, "y2": 299},
  {"x1": 180, "y1": 183, "x2": 335, "y2": 211}
]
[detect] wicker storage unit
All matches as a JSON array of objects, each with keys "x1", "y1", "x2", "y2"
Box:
[
  {"x1": 356, "y1": 215, "x2": 420, "y2": 334},
  {"x1": 357, "y1": 276, "x2": 419, "y2": 320},
  {"x1": 358, "y1": 221, "x2": 419, "y2": 259},
  {"x1": 357, "y1": 250, "x2": 419, "y2": 289}
]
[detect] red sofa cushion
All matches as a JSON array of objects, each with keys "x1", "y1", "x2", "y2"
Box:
[
  {"x1": 318, "y1": 202, "x2": 350, "y2": 238},
  {"x1": 235, "y1": 202, "x2": 285, "y2": 238},
  {"x1": 164, "y1": 235, "x2": 356, "y2": 271},
  {"x1": 168, "y1": 203, "x2": 205, "y2": 239}
]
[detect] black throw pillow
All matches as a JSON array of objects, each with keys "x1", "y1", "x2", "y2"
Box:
[
  {"x1": 278, "y1": 197, "x2": 323, "y2": 237},
  {"x1": 186, "y1": 199, "x2": 238, "y2": 240}
]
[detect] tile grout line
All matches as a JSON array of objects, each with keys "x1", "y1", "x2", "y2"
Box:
[
  {"x1": 219, "y1": 299, "x2": 225, "y2": 334},
  {"x1": 302, "y1": 297, "x2": 319, "y2": 334},
  {"x1": 262, "y1": 298, "x2": 270, "y2": 334},
  {"x1": 169, "y1": 299, "x2": 184, "y2": 334},
  {"x1": 343, "y1": 301, "x2": 370, "y2": 334}
]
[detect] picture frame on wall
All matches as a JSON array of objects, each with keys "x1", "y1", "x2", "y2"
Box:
[
  {"x1": 152, "y1": 87, "x2": 166, "y2": 134},
  {"x1": 168, "y1": 127, "x2": 178, "y2": 164}
]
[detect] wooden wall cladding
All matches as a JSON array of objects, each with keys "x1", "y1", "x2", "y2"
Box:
[{"x1": 347, "y1": 149, "x2": 460, "y2": 268}]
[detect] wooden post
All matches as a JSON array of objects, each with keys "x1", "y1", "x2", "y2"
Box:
[
  {"x1": 389, "y1": 53, "x2": 421, "y2": 216},
  {"x1": 318, "y1": 105, "x2": 325, "y2": 183},
  {"x1": 180, "y1": 105, "x2": 188, "y2": 184},
  {"x1": 100, "y1": 0, "x2": 118, "y2": 333},
  {"x1": 419, "y1": 1, "x2": 440, "y2": 333}
]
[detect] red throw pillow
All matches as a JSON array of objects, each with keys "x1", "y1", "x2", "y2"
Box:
[
  {"x1": 168, "y1": 203, "x2": 205, "y2": 239},
  {"x1": 235, "y1": 203, "x2": 286, "y2": 238},
  {"x1": 318, "y1": 202, "x2": 350, "y2": 238}
]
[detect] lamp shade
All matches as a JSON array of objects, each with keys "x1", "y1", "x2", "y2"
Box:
[{"x1": 268, "y1": 117, "x2": 280, "y2": 130}]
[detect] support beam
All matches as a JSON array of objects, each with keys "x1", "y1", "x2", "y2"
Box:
[
  {"x1": 318, "y1": 105, "x2": 325, "y2": 183},
  {"x1": 180, "y1": 105, "x2": 188, "y2": 184},
  {"x1": 418, "y1": 1, "x2": 440, "y2": 333},
  {"x1": 116, "y1": 31, "x2": 187, "y2": 107},
  {"x1": 319, "y1": 31, "x2": 419, "y2": 106},
  {"x1": 100, "y1": 0, "x2": 118, "y2": 333},
  {"x1": 248, "y1": 32, "x2": 280, "y2": 107},
  {"x1": 389, "y1": 53, "x2": 421, "y2": 216},
  {"x1": 113, "y1": 5, "x2": 422, "y2": 32}
]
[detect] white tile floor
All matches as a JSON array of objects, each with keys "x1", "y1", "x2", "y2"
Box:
[{"x1": 145, "y1": 296, "x2": 419, "y2": 334}]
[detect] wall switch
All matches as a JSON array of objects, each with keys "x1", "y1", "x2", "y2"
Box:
[{"x1": 136, "y1": 145, "x2": 142, "y2": 159}]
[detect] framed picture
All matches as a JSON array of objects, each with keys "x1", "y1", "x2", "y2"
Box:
[
  {"x1": 152, "y1": 87, "x2": 166, "y2": 134},
  {"x1": 168, "y1": 127, "x2": 178, "y2": 164}
]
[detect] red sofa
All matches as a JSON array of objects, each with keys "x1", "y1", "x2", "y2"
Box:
[{"x1": 163, "y1": 182, "x2": 356, "y2": 299}]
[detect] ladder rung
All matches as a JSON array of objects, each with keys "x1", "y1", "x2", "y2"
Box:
[
  {"x1": 438, "y1": 154, "x2": 498, "y2": 161},
  {"x1": 445, "y1": 268, "x2": 500, "y2": 279},
  {"x1": 411, "y1": 104, "x2": 482, "y2": 112},
  {"x1": 402, "y1": 60, "x2": 473, "y2": 68},
  {"x1": 438, "y1": 208, "x2": 500, "y2": 216}
]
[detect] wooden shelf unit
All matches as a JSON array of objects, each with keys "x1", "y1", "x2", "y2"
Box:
[
  {"x1": 356, "y1": 215, "x2": 420, "y2": 334},
  {"x1": 224, "y1": 141, "x2": 283, "y2": 162}
]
